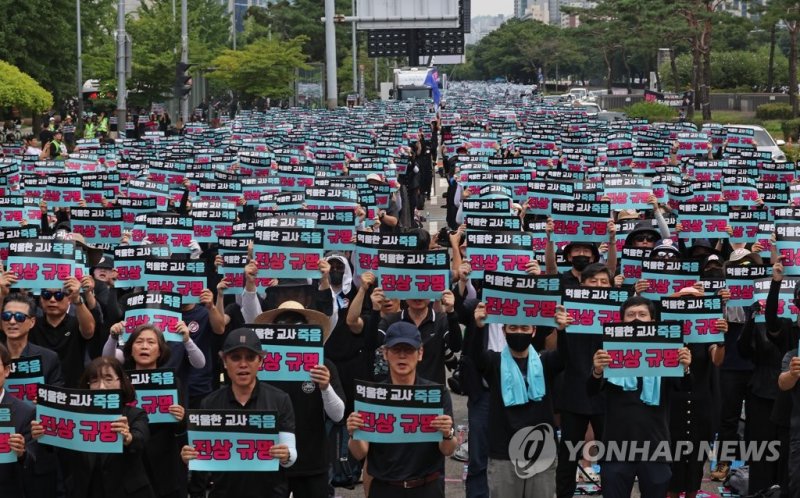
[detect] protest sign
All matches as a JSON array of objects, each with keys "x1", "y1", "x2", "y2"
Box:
[
  {"x1": 482, "y1": 272, "x2": 560, "y2": 326},
  {"x1": 640, "y1": 257, "x2": 700, "y2": 299},
  {"x1": 36, "y1": 385, "x2": 123, "y2": 453},
  {"x1": 550, "y1": 200, "x2": 611, "y2": 244},
  {"x1": 725, "y1": 264, "x2": 772, "y2": 308},
  {"x1": 465, "y1": 214, "x2": 522, "y2": 231},
  {"x1": 217, "y1": 250, "x2": 249, "y2": 289},
  {"x1": 377, "y1": 250, "x2": 450, "y2": 300},
  {"x1": 660, "y1": 296, "x2": 724, "y2": 344},
  {"x1": 678, "y1": 202, "x2": 729, "y2": 239},
  {"x1": 70, "y1": 207, "x2": 124, "y2": 245},
  {"x1": 123, "y1": 291, "x2": 184, "y2": 342},
  {"x1": 353, "y1": 231, "x2": 419, "y2": 276},
  {"x1": 249, "y1": 325, "x2": 324, "y2": 382},
  {"x1": 113, "y1": 245, "x2": 170, "y2": 287},
  {"x1": 562, "y1": 287, "x2": 631, "y2": 334},
  {"x1": 146, "y1": 213, "x2": 194, "y2": 254},
  {"x1": 752, "y1": 277, "x2": 799, "y2": 323},
  {"x1": 44, "y1": 174, "x2": 83, "y2": 208},
  {"x1": 127, "y1": 369, "x2": 180, "y2": 424},
  {"x1": 602, "y1": 321, "x2": 685, "y2": 378},
  {"x1": 465, "y1": 231, "x2": 533, "y2": 279},
  {"x1": 0, "y1": 225, "x2": 38, "y2": 264},
  {"x1": 525, "y1": 179, "x2": 574, "y2": 215},
  {"x1": 7, "y1": 239, "x2": 77, "y2": 290},
  {"x1": 143, "y1": 260, "x2": 207, "y2": 304},
  {"x1": 253, "y1": 227, "x2": 324, "y2": 280},
  {"x1": 191, "y1": 201, "x2": 236, "y2": 243},
  {"x1": 602, "y1": 176, "x2": 653, "y2": 210},
  {"x1": 619, "y1": 246, "x2": 652, "y2": 285},
  {"x1": 353, "y1": 380, "x2": 444, "y2": 444},
  {"x1": 729, "y1": 208, "x2": 770, "y2": 244},
  {"x1": 314, "y1": 209, "x2": 357, "y2": 252},
  {"x1": 0, "y1": 406, "x2": 14, "y2": 464},
  {"x1": 187, "y1": 410, "x2": 279, "y2": 472},
  {"x1": 4, "y1": 355, "x2": 44, "y2": 402},
  {"x1": 774, "y1": 207, "x2": 800, "y2": 276}
]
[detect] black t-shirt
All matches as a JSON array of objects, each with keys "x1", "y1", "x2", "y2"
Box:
[
  {"x1": 555, "y1": 329, "x2": 604, "y2": 415},
  {"x1": 780, "y1": 349, "x2": 800, "y2": 433},
  {"x1": 271, "y1": 359, "x2": 346, "y2": 476},
  {"x1": 200, "y1": 382, "x2": 295, "y2": 498},
  {"x1": 29, "y1": 314, "x2": 90, "y2": 388},
  {"x1": 366, "y1": 376, "x2": 453, "y2": 481}
]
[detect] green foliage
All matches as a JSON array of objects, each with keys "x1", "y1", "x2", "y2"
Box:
[
  {"x1": 208, "y1": 37, "x2": 309, "y2": 99},
  {"x1": 623, "y1": 101, "x2": 677, "y2": 122},
  {"x1": 781, "y1": 118, "x2": 800, "y2": 141},
  {"x1": 126, "y1": 0, "x2": 229, "y2": 106},
  {"x1": 661, "y1": 46, "x2": 790, "y2": 90},
  {"x1": 756, "y1": 103, "x2": 794, "y2": 120},
  {"x1": 0, "y1": 60, "x2": 54, "y2": 112}
]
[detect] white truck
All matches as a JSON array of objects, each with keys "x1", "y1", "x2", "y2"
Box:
[{"x1": 389, "y1": 67, "x2": 442, "y2": 101}]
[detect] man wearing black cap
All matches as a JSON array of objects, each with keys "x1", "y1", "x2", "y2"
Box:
[
  {"x1": 347, "y1": 321, "x2": 457, "y2": 497},
  {"x1": 181, "y1": 327, "x2": 297, "y2": 498},
  {"x1": 91, "y1": 255, "x2": 123, "y2": 325}
]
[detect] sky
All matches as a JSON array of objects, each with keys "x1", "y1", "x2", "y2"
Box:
[{"x1": 471, "y1": 0, "x2": 514, "y2": 17}]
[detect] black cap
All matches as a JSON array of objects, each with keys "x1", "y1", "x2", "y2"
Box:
[
  {"x1": 93, "y1": 255, "x2": 115, "y2": 270},
  {"x1": 222, "y1": 328, "x2": 264, "y2": 355},
  {"x1": 384, "y1": 322, "x2": 421, "y2": 349}
]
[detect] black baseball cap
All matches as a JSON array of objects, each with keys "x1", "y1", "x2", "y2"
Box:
[
  {"x1": 222, "y1": 328, "x2": 264, "y2": 355},
  {"x1": 384, "y1": 322, "x2": 421, "y2": 349}
]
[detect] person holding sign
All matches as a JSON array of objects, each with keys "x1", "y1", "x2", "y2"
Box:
[
  {"x1": 1, "y1": 293, "x2": 65, "y2": 389},
  {"x1": 180, "y1": 327, "x2": 297, "y2": 498},
  {"x1": 747, "y1": 259, "x2": 800, "y2": 495},
  {"x1": 30, "y1": 277, "x2": 99, "y2": 388},
  {"x1": 346, "y1": 322, "x2": 457, "y2": 498},
  {"x1": 778, "y1": 344, "x2": 800, "y2": 498},
  {"x1": 553, "y1": 263, "x2": 615, "y2": 498},
  {"x1": 0, "y1": 343, "x2": 36, "y2": 497},
  {"x1": 121, "y1": 324, "x2": 188, "y2": 498},
  {"x1": 32, "y1": 356, "x2": 156, "y2": 498},
  {"x1": 254, "y1": 303, "x2": 346, "y2": 498},
  {"x1": 664, "y1": 286, "x2": 727, "y2": 498},
  {"x1": 467, "y1": 299, "x2": 562, "y2": 498},
  {"x1": 589, "y1": 296, "x2": 692, "y2": 498}
]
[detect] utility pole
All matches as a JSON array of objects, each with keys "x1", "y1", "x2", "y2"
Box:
[
  {"x1": 351, "y1": 0, "x2": 357, "y2": 98},
  {"x1": 324, "y1": 0, "x2": 337, "y2": 109},
  {"x1": 180, "y1": 0, "x2": 189, "y2": 122},
  {"x1": 116, "y1": 0, "x2": 127, "y2": 132},
  {"x1": 76, "y1": 0, "x2": 83, "y2": 133}
]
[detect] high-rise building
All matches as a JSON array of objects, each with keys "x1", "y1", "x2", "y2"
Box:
[
  {"x1": 466, "y1": 15, "x2": 507, "y2": 45},
  {"x1": 515, "y1": 0, "x2": 530, "y2": 19}
]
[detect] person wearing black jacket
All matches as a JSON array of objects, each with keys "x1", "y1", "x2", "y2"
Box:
[
  {"x1": 0, "y1": 343, "x2": 37, "y2": 498},
  {"x1": 467, "y1": 300, "x2": 562, "y2": 497},
  {"x1": 589, "y1": 296, "x2": 692, "y2": 498},
  {"x1": 746, "y1": 260, "x2": 800, "y2": 495},
  {"x1": 32, "y1": 356, "x2": 156, "y2": 498},
  {"x1": 552, "y1": 263, "x2": 610, "y2": 498}
]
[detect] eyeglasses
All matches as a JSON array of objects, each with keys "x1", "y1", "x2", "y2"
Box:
[
  {"x1": 1, "y1": 311, "x2": 30, "y2": 322},
  {"x1": 41, "y1": 290, "x2": 70, "y2": 301},
  {"x1": 88, "y1": 375, "x2": 119, "y2": 388},
  {"x1": 633, "y1": 234, "x2": 657, "y2": 243},
  {"x1": 228, "y1": 352, "x2": 260, "y2": 363}
]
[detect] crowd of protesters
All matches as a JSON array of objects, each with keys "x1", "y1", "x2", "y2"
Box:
[{"x1": 0, "y1": 82, "x2": 798, "y2": 498}]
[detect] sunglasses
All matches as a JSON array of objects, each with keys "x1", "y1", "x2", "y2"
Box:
[
  {"x1": 228, "y1": 352, "x2": 260, "y2": 363},
  {"x1": 41, "y1": 290, "x2": 70, "y2": 301},
  {"x1": 633, "y1": 234, "x2": 657, "y2": 243},
  {"x1": 1, "y1": 311, "x2": 30, "y2": 322}
]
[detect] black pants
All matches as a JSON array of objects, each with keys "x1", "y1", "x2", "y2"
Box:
[
  {"x1": 288, "y1": 472, "x2": 330, "y2": 498},
  {"x1": 747, "y1": 394, "x2": 781, "y2": 493},
  {"x1": 369, "y1": 479, "x2": 443, "y2": 498},
  {"x1": 556, "y1": 411, "x2": 605, "y2": 498},
  {"x1": 601, "y1": 461, "x2": 671, "y2": 498},
  {"x1": 716, "y1": 369, "x2": 751, "y2": 462}
]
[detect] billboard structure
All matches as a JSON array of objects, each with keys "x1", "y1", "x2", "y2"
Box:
[{"x1": 356, "y1": 0, "x2": 460, "y2": 30}]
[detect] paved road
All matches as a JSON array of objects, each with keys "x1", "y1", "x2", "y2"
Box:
[{"x1": 333, "y1": 178, "x2": 730, "y2": 498}]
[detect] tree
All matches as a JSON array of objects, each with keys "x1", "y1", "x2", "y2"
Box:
[
  {"x1": 766, "y1": 0, "x2": 800, "y2": 117},
  {"x1": 208, "y1": 37, "x2": 309, "y2": 99},
  {"x1": 126, "y1": 0, "x2": 228, "y2": 106},
  {"x1": 0, "y1": 60, "x2": 53, "y2": 112}
]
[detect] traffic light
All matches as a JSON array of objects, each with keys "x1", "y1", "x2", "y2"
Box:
[{"x1": 175, "y1": 62, "x2": 193, "y2": 98}]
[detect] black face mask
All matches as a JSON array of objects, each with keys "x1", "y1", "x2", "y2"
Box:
[
  {"x1": 571, "y1": 255, "x2": 591, "y2": 272},
  {"x1": 505, "y1": 333, "x2": 531, "y2": 352},
  {"x1": 703, "y1": 267, "x2": 724, "y2": 279},
  {"x1": 329, "y1": 271, "x2": 344, "y2": 286}
]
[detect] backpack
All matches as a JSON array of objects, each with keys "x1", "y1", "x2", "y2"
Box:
[{"x1": 327, "y1": 421, "x2": 362, "y2": 489}]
